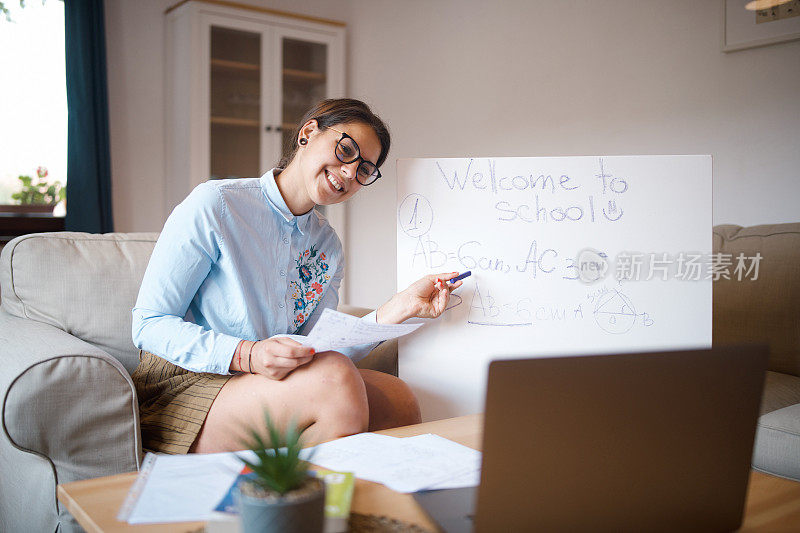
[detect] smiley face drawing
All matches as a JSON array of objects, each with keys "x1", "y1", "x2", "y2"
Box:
[{"x1": 593, "y1": 289, "x2": 636, "y2": 334}]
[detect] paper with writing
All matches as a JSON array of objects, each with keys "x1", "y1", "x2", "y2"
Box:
[
  {"x1": 305, "y1": 432, "x2": 481, "y2": 493},
  {"x1": 120, "y1": 452, "x2": 243, "y2": 524},
  {"x1": 119, "y1": 433, "x2": 479, "y2": 524},
  {"x1": 282, "y1": 308, "x2": 423, "y2": 353}
]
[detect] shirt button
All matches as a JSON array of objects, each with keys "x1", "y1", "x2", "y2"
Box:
[
  {"x1": 283, "y1": 238, "x2": 289, "y2": 244},
  {"x1": 280, "y1": 269, "x2": 286, "y2": 276},
  {"x1": 278, "y1": 302, "x2": 284, "y2": 308}
]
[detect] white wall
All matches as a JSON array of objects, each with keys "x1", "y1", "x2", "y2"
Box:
[
  {"x1": 105, "y1": 0, "x2": 169, "y2": 232},
  {"x1": 105, "y1": 0, "x2": 800, "y2": 307},
  {"x1": 344, "y1": 0, "x2": 800, "y2": 307}
]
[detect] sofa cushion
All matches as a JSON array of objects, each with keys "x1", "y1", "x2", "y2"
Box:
[
  {"x1": 713, "y1": 223, "x2": 800, "y2": 376},
  {"x1": 0, "y1": 232, "x2": 158, "y2": 373},
  {"x1": 753, "y1": 403, "x2": 800, "y2": 482}
]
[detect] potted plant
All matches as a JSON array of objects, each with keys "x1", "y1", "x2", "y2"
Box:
[
  {"x1": 235, "y1": 413, "x2": 325, "y2": 533},
  {"x1": 1, "y1": 166, "x2": 66, "y2": 213}
]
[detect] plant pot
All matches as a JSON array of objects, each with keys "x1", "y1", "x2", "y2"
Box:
[{"x1": 235, "y1": 476, "x2": 325, "y2": 533}]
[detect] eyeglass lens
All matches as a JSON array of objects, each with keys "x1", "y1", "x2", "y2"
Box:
[{"x1": 335, "y1": 136, "x2": 379, "y2": 185}]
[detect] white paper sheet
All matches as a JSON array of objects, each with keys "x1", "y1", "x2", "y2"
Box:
[
  {"x1": 120, "y1": 452, "x2": 243, "y2": 524},
  {"x1": 306, "y1": 433, "x2": 481, "y2": 493},
  {"x1": 307, "y1": 308, "x2": 423, "y2": 352},
  {"x1": 278, "y1": 308, "x2": 424, "y2": 352},
  {"x1": 120, "y1": 433, "x2": 480, "y2": 524},
  {"x1": 400, "y1": 434, "x2": 481, "y2": 489}
]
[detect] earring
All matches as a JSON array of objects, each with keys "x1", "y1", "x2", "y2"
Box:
[{"x1": 299, "y1": 138, "x2": 308, "y2": 146}]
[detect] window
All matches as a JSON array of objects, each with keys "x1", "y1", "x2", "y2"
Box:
[{"x1": 0, "y1": 1, "x2": 67, "y2": 216}]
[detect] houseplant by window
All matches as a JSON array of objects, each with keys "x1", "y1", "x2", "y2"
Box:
[
  {"x1": 1, "y1": 166, "x2": 65, "y2": 213},
  {"x1": 236, "y1": 413, "x2": 325, "y2": 533}
]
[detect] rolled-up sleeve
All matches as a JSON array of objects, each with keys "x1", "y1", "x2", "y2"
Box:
[{"x1": 131, "y1": 183, "x2": 240, "y2": 374}]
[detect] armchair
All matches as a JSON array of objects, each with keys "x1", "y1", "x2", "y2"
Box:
[{"x1": 0, "y1": 232, "x2": 396, "y2": 532}]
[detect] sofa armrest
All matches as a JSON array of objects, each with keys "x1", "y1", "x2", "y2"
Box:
[
  {"x1": 0, "y1": 312, "x2": 141, "y2": 507},
  {"x1": 355, "y1": 338, "x2": 398, "y2": 376}
]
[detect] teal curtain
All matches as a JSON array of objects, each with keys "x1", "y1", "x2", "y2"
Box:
[{"x1": 64, "y1": 0, "x2": 113, "y2": 232}]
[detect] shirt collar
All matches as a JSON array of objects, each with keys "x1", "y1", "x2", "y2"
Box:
[{"x1": 261, "y1": 169, "x2": 313, "y2": 235}]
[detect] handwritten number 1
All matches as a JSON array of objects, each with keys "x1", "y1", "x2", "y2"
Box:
[{"x1": 408, "y1": 198, "x2": 420, "y2": 229}]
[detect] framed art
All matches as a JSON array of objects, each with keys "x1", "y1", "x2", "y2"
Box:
[{"x1": 723, "y1": 0, "x2": 800, "y2": 52}]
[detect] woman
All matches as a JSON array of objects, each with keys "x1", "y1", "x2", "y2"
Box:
[{"x1": 131, "y1": 98, "x2": 461, "y2": 454}]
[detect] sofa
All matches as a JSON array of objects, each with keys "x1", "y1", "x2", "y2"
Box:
[
  {"x1": 0, "y1": 232, "x2": 397, "y2": 533},
  {"x1": 713, "y1": 223, "x2": 800, "y2": 481},
  {"x1": 1, "y1": 225, "x2": 799, "y2": 532}
]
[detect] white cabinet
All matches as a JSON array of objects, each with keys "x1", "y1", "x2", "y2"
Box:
[{"x1": 165, "y1": 1, "x2": 346, "y2": 233}]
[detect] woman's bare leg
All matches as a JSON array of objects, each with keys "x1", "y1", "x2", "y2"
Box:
[
  {"x1": 191, "y1": 351, "x2": 369, "y2": 453},
  {"x1": 359, "y1": 369, "x2": 421, "y2": 431}
]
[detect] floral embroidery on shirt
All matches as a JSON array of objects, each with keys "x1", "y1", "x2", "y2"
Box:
[{"x1": 289, "y1": 245, "x2": 331, "y2": 329}]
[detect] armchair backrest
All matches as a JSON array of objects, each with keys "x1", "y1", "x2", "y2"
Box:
[
  {"x1": 713, "y1": 223, "x2": 800, "y2": 377},
  {"x1": 0, "y1": 232, "x2": 158, "y2": 373}
]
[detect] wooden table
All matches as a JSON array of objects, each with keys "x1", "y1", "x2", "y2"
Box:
[{"x1": 57, "y1": 414, "x2": 800, "y2": 532}]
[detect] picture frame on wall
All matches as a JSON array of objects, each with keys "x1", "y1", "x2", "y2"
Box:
[{"x1": 723, "y1": 0, "x2": 800, "y2": 52}]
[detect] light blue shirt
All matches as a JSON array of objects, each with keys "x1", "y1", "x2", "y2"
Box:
[{"x1": 132, "y1": 169, "x2": 376, "y2": 374}]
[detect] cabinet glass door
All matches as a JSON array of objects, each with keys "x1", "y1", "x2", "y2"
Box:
[
  {"x1": 281, "y1": 38, "x2": 328, "y2": 160},
  {"x1": 209, "y1": 26, "x2": 261, "y2": 179}
]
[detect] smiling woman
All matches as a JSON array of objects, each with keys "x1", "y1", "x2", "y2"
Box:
[{"x1": 130, "y1": 98, "x2": 463, "y2": 454}]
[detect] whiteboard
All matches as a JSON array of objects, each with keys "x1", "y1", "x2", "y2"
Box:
[{"x1": 396, "y1": 155, "x2": 712, "y2": 421}]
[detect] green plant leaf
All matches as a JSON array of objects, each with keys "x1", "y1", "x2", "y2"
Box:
[
  {"x1": 12, "y1": 169, "x2": 65, "y2": 204},
  {"x1": 237, "y1": 411, "x2": 311, "y2": 495}
]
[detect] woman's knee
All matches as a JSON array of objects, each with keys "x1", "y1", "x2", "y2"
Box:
[
  {"x1": 301, "y1": 351, "x2": 369, "y2": 432},
  {"x1": 308, "y1": 351, "x2": 362, "y2": 388}
]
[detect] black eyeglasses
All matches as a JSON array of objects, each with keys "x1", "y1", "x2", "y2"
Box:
[{"x1": 326, "y1": 126, "x2": 381, "y2": 186}]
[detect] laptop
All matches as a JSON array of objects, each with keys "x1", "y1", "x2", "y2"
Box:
[{"x1": 413, "y1": 346, "x2": 767, "y2": 532}]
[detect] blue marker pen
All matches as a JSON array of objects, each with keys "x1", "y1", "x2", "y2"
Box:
[{"x1": 449, "y1": 270, "x2": 472, "y2": 284}]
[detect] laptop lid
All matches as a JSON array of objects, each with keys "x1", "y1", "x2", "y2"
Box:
[{"x1": 475, "y1": 346, "x2": 767, "y2": 532}]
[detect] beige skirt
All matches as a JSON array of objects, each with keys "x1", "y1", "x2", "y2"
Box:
[{"x1": 131, "y1": 351, "x2": 232, "y2": 454}]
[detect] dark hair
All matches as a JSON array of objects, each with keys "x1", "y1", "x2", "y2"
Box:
[{"x1": 277, "y1": 98, "x2": 391, "y2": 170}]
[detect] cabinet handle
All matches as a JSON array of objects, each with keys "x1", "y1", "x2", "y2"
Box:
[
  {"x1": 265, "y1": 125, "x2": 272, "y2": 132},
  {"x1": 265, "y1": 125, "x2": 283, "y2": 132},
  {"x1": 275, "y1": 125, "x2": 282, "y2": 132}
]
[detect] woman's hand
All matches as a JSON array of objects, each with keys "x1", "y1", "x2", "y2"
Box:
[
  {"x1": 377, "y1": 272, "x2": 463, "y2": 324},
  {"x1": 238, "y1": 338, "x2": 316, "y2": 380}
]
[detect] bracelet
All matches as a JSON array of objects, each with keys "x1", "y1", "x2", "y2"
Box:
[{"x1": 247, "y1": 341, "x2": 254, "y2": 373}]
